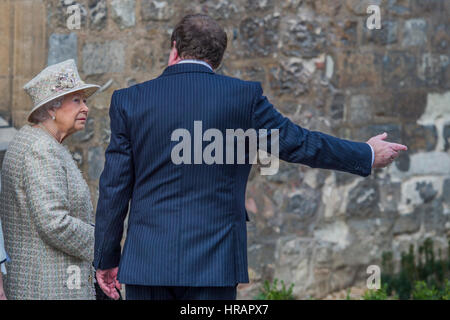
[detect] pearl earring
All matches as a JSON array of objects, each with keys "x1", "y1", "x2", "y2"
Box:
[{"x1": 52, "y1": 116, "x2": 56, "y2": 120}]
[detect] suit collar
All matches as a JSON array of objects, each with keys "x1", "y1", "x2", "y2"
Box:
[{"x1": 159, "y1": 63, "x2": 215, "y2": 77}]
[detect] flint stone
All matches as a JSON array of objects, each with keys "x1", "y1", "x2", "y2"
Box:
[
  {"x1": 348, "y1": 95, "x2": 372, "y2": 122},
  {"x1": 111, "y1": 0, "x2": 136, "y2": 29},
  {"x1": 239, "y1": 15, "x2": 280, "y2": 57},
  {"x1": 82, "y1": 41, "x2": 125, "y2": 75},
  {"x1": 402, "y1": 19, "x2": 427, "y2": 47},
  {"x1": 48, "y1": 33, "x2": 78, "y2": 66},
  {"x1": 88, "y1": 0, "x2": 107, "y2": 30},
  {"x1": 346, "y1": 179, "x2": 379, "y2": 218},
  {"x1": 363, "y1": 21, "x2": 398, "y2": 45},
  {"x1": 141, "y1": 1, "x2": 174, "y2": 21}
]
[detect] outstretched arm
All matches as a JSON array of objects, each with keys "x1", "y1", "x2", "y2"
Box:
[{"x1": 251, "y1": 82, "x2": 407, "y2": 175}]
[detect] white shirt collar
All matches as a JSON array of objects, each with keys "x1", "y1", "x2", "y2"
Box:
[{"x1": 177, "y1": 59, "x2": 213, "y2": 71}]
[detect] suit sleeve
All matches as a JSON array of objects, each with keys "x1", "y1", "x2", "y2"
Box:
[
  {"x1": 94, "y1": 91, "x2": 134, "y2": 270},
  {"x1": 23, "y1": 144, "x2": 95, "y2": 262},
  {"x1": 251, "y1": 83, "x2": 372, "y2": 177}
]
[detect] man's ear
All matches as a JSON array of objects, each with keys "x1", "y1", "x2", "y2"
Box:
[{"x1": 168, "y1": 41, "x2": 181, "y2": 66}]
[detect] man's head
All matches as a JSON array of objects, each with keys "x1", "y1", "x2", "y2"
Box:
[{"x1": 168, "y1": 14, "x2": 227, "y2": 70}]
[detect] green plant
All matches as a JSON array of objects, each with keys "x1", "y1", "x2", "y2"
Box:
[
  {"x1": 362, "y1": 284, "x2": 390, "y2": 300},
  {"x1": 411, "y1": 281, "x2": 440, "y2": 300},
  {"x1": 441, "y1": 280, "x2": 450, "y2": 300},
  {"x1": 254, "y1": 278, "x2": 295, "y2": 300},
  {"x1": 381, "y1": 237, "x2": 450, "y2": 299},
  {"x1": 345, "y1": 288, "x2": 352, "y2": 300}
]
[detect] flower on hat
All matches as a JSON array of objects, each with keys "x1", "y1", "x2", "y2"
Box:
[{"x1": 52, "y1": 69, "x2": 78, "y2": 93}]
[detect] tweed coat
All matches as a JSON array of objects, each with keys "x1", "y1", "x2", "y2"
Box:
[{"x1": 0, "y1": 124, "x2": 95, "y2": 300}]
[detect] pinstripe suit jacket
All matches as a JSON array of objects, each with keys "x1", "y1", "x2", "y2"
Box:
[{"x1": 93, "y1": 63, "x2": 372, "y2": 286}]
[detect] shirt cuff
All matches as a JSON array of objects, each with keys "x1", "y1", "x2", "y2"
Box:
[{"x1": 367, "y1": 143, "x2": 375, "y2": 167}]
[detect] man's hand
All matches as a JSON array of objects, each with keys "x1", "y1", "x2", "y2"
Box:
[
  {"x1": 96, "y1": 267, "x2": 121, "y2": 300},
  {"x1": 367, "y1": 132, "x2": 408, "y2": 169}
]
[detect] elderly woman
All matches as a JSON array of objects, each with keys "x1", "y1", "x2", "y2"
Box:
[{"x1": 0, "y1": 59, "x2": 100, "y2": 299}]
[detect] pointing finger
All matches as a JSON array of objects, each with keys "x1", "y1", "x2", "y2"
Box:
[{"x1": 389, "y1": 143, "x2": 408, "y2": 151}]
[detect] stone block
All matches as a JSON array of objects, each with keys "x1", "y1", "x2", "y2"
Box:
[
  {"x1": 141, "y1": 0, "x2": 175, "y2": 21},
  {"x1": 393, "y1": 212, "x2": 420, "y2": 235},
  {"x1": 313, "y1": 0, "x2": 342, "y2": 16},
  {"x1": 372, "y1": 90, "x2": 427, "y2": 121},
  {"x1": 348, "y1": 95, "x2": 372, "y2": 123},
  {"x1": 328, "y1": 20, "x2": 358, "y2": 48},
  {"x1": 443, "y1": 178, "x2": 450, "y2": 204},
  {"x1": 346, "y1": 179, "x2": 379, "y2": 218},
  {"x1": 111, "y1": 0, "x2": 135, "y2": 29},
  {"x1": 88, "y1": 0, "x2": 107, "y2": 30},
  {"x1": 402, "y1": 19, "x2": 428, "y2": 47},
  {"x1": 333, "y1": 52, "x2": 380, "y2": 88},
  {"x1": 432, "y1": 24, "x2": 450, "y2": 54},
  {"x1": 381, "y1": 51, "x2": 416, "y2": 89},
  {"x1": 131, "y1": 45, "x2": 155, "y2": 72},
  {"x1": 386, "y1": 0, "x2": 413, "y2": 17},
  {"x1": 239, "y1": 14, "x2": 280, "y2": 57},
  {"x1": 417, "y1": 53, "x2": 449, "y2": 87},
  {"x1": 269, "y1": 59, "x2": 310, "y2": 97},
  {"x1": 244, "y1": 0, "x2": 275, "y2": 12},
  {"x1": 82, "y1": 41, "x2": 125, "y2": 75},
  {"x1": 412, "y1": 0, "x2": 445, "y2": 13},
  {"x1": 402, "y1": 123, "x2": 438, "y2": 152},
  {"x1": 362, "y1": 20, "x2": 398, "y2": 45},
  {"x1": 444, "y1": 123, "x2": 450, "y2": 152},
  {"x1": 47, "y1": 33, "x2": 78, "y2": 66},
  {"x1": 280, "y1": 19, "x2": 326, "y2": 58}
]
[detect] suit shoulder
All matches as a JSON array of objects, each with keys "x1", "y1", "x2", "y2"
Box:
[
  {"x1": 112, "y1": 78, "x2": 155, "y2": 98},
  {"x1": 213, "y1": 73, "x2": 262, "y2": 90}
]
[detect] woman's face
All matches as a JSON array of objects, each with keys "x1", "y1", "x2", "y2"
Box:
[{"x1": 53, "y1": 91, "x2": 89, "y2": 135}]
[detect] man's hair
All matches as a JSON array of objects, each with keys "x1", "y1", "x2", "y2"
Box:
[{"x1": 170, "y1": 14, "x2": 227, "y2": 69}]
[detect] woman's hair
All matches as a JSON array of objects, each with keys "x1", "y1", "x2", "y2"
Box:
[
  {"x1": 170, "y1": 14, "x2": 227, "y2": 69},
  {"x1": 29, "y1": 97, "x2": 64, "y2": 124}
]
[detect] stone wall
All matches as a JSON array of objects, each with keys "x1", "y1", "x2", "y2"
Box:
[{"x1": 1, "y1": 0, "x2": 449, "y2": 299}]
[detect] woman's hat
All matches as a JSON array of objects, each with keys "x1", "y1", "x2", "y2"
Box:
[{"x1": 23, "y1": 59, "x2": 100, "y2": 122}]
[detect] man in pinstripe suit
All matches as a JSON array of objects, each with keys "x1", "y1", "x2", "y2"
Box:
[{"x1": 94, "y1": 14, "x2": 407, "y2": 300}]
